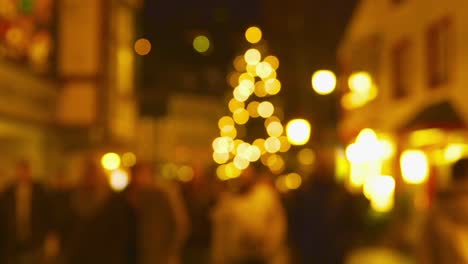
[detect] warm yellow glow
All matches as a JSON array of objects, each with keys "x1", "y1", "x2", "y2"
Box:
[
  {"x1": 285, "y1": 173, "x2": 302, "y2": 190},
  {"x1": 409, "y1": 129, "x2": 446, "y2": 148},
  {"x1": 267, "y1": 155, "x2": 285, "y2": 174},
  {"x1": 233, "y1": 55, "x2": 246, "y2": 72},
  {"x1": 279, "y1": 136, "x2": 291, "y2": 152},
  {"x1": 122, "y1": 152, "x2": 137, "y2": 167},
  {"x1": 265, "y1": 78, "x2": 281, "y2": 95},
  {"x1": 258, "y1": 101, "x2": 274, "y2": 118},
  {"x1": 379, "y1": 137, "x2": 395, "y2": 160},
  {"x1": 244, "y1": 48, "x2": 261, "y2": 65},
  {"x1": 109, "y1": 169, "x2": 129, "y2": 192},
  {"x1": 247, "y1": 101, "x2": 260, "y2": 118},
  {"x1": 341, "y1": 92, "x2": 368, "y2": 110},
  {"x1": 212, "y1": 137, "x2": 234, "y2": 154},
  {"x1": 253, "y1": 139, "x2": 267, "y2": 154},
  {"x1": 101, "y1": 153, "x2": 121, "y2": 171},
  {"x1": 231, "y1": 139, "x2": 244, "y2": 155},
  {"x1": 193, "y1": 35, "x2": 210, "y2": 53},
  {"x1": 240, "y1": 79, "x2": 255, "y2": 93},
  {"x1": 246, "y1": 146, "x2": 262, "y2": 162},
  {"x1": 266, "y1": 121, "x2": 284, "y2": 138},
  {"x1": 298, "y1": 148, "x2": 316, "y2": 166},
  {"x1": 265, "y1": 137, "x2": 281, "y2": 153},
  {"x1": 264, "y1": 56, "x2": 279, "y2": 70},
  {"x1": 218, "y1": 116, "x2": 235, "y2": 129},
  {"x1": 365, "y1": 175, "x2": 395, "y2": 212},
  {"x1": 286, "y1": 119, "x2": 311, "y2": 146},
  {"x1": 256, "y1": 62, "x2": 273, "y2": 79},
  {"x1": 178, "y1": 166, "x2": 194, "y2": 182},
  {"x1": 233, "y1": 108, "x2": 250, "y2": 125},
  {"x1": 234, "y1": 155, "x2": 250, "y2": 170},
  {"x1": 228, "y1": 72, "x2": 240, "y2": 87},
  {"x1": 217, "y1": 165, "x2": 229, "y2": 181},
  {"x1": 213, "y1": 152, "x2": 230, "y2": 164},
  {"x1": 233, "y1": 86, "x2": 250, "y2": 102},
  {"x1": 239, "y1": 72, "x2": 255, "y2": 83},
  {"x1": 245, "y1": 26, "x2": 262, "y2": 44},
  {"x1": 246, "y1": 64, "x2": 257, "y2": 77},
  {"x1": 311, "y1": 70, "x2": 337, "y2": 95},
  {"x1": 445, "y1": 144, "x2": 468, "y2": 163},
  {"x1": 221, "y1": 126, "x2": 237, "y2": 139},
  {"x1": 265, "y1": 116, "x2": 280, "y2": 127},
  {"x1": 275, "y1": 176, "x2": 288, "y2": 193},
  {"x1": 226, "y1": 162, "x2": 242, "y2": 179},
  {"x1": 400, "y1": 150, "x2": 430, "y2": 184},
  {"x1": 348, "y1": 71, "x2": 372, "y2": 94},
  {"x1": 254, "y1": 81, "x2": 268, "y2": 97},
  {"x1": 228, "y1": 99, "x2": 245, "y2": 113},
  {"x1": 134, "y1": 38, "x2": 151, "y2": 56}
]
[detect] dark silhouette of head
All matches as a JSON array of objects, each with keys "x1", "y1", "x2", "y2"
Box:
[{"x1": 452, "y1": 158, "x2": 468, "y2": 182}]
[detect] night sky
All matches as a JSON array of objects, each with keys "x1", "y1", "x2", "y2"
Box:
[{"x1": 140, "y1": 0, "x2": 358, "y2": 119}]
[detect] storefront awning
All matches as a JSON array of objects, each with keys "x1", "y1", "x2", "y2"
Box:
[{"x1": 400, "y1": 101, "x2": 466, "y2": 132}]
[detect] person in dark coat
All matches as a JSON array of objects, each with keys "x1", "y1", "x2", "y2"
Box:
[
  {"x1": 63, "y1": 160, "x2": 137, "y2": 264},
  {"x1": 0, "y1": 160, "x2": 53, "y2": 264}
]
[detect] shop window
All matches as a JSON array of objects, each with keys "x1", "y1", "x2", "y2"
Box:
[
  {"x1": 392, "y1": 39, "x2": 411, "y2": 99},
  {"x1": 427, "y1": 17, "x2": 452, "y2": 88}
]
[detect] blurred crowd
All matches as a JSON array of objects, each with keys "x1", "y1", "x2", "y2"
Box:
[{"x1": 2, "y1": 151, "x2": 468, "y2": 264}]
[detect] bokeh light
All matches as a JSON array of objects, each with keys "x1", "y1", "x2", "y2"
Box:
[
  {"x1": 228, "y1": 99, "x2": 244, "y2": 113},
  {"x1": 286, "y1": 119, "x2": 311, "y2": 146},
  {"x1": 244, "y1": 48, "x2": 261, "y2": 65},
  {"x1": 178, "y1": 166, "x2": 194, "y2": 182},
  {"x1": 348, "y1": 71, "x2": 372, "y2": 94},
  {"x1": 193, "y1": 35, "x2": 210, "y2": 53},
  {"x1": 267, "y1": 154, "x2": 285, "y2": 174},
  {"x1": 233, "y1": 108, "x2": 250, "y2": 125},
  {"x1": 122, "y1": 152, "x2": 137, "y2": 167},
  {"x1": 264, "y1": 56, "x2": 279, "y2": 70},
  {"x1": 109, "y1": 169, "x2": 129, "y2": 192},
  {"x1": 285, "y1": 173, "x2": 302, "y2": 190},
  {"x1": 101, "y1": 152, "x2": 121, "y2": 171},
  {"x1": 253, "y1": 138, "x2": 267, "y2": 154},
  {"x1": 245, "y1": 26, "x2": 263, "y2": 44},
  {"x1": 297, "y1": 148, "x2": 316, "y2": 166},
  {"x1": 247, "y1": 101, "x2": 260, "y2": 118},
  {"x1": 134, "y1": 38, "x2": 151, "y2": 56},
  {"x1": 254, "y1": 81, "x2": 268, "y2": 97},
  {"x1": 213, "y1": 152, "x2": 230, "y2": 164},
  {"x1": 265, "y1": 78, "x2": 281, "y2": 95},
  {"x1": 258, "y1": 101, "x2": 274, "y2": 118},
  {"x1": 265, "y1": 137, "x2": 281, "y2": 153},
  {"x1": 212, "y1": 137, "x2": 234, "y2": 154},
  {"x1": 234, "y1": 155, "x2": 250, "y2": 170},
  {"x1": 400, "y1": 150, "x2": 429, "y2": 184},
  {"x1": 256, "y1": 62, "x2": 273, "y2": 79},
  {"x1": 266, "y1": 121, "x2": 284, "y2": 138},
  {"x1": 312, "y1": 70, "x2": 336, "y2": 95},
  {"x1": 233, "y1": 55, "x2": 246, "y2": 72},
  {"x1": 279, "y1": 136, "x2": 291, "y2": 152}
]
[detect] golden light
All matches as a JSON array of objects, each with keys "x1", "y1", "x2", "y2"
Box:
[
  {"x1": 233, "y1": 55, "x2": 246, "y2": 72},
  {"x1": 247, "y1": 101, "x2": 260, "y2": 118},
  {"x1": 341, "y1": 92, "x2": 368, "y2": 110},
  {"x1": 246, "y1": 64, "x2": 258, "y2": 77},
  {"x1": 233, "y1": 86, "x2": 250, "y2": 102},
  {"x1": 212, "y1": 137, "x2": 234, "y2": 154},
  {"x1": 231, "y1": 139, "x2": 244, "y2": 155},
  {"x1": 258, "y1": 101, "x2": 274, "y2": 118},
  {"x1": 217, "y1": 165, "x2": 229, "y2": 181},
  {"x1": 228, "y1": 99, "x2": 244, "y2": 113},
  {"x1": 234, "y1": 155, "x2": 250, "y2": 170},
  {"x1": 364, "y1": 175, "x2": 395, "y2": 213},
  {"x1": 254, "y1": 81, "x2": 268, "y2": 97},
  {"x1": 213, "y1": 152, "x2": 230, "y2": 164},
  {"x1": 265, "y1": 116, "x2": 280, "y2": 127},
  {"x1": 239, "y1": 79, "x2": 255, "y2": 93},
  {"x1": 218, "y1": 116, "x2": 235, "y2": 129},
  {"x1": 239, "y1": 72, "x2": 255, "y2": 83},
  {"x1": 233, "y1": 108, "x2": 250, "y2": 125},
  {"x1": 134, "y1": 38, "x2": 151, "y2": 56},
  {"x1": 298, "y1": 148, "x2": 316, "y2": 166},
  {"x1": 267, "y1": 155, "x2": 285, "y2": 174},
  {"x1": 279, "y1": 136, "x2": 291, "y2": 152},
  {"x1": 348, "y1": 71, "x2": 372, "y2": 94},
  {"x1": 244, "y1": 48, "x2": 261, "y2": 65},
  {"x1": 311, "y1": 70, "x2": 337, "y2": 95},
  {"x1": 221, "y1": 126, "x2": 237, "y2": 138},
  {"x1": 178, "y1": 166, "x2": 194, "y2": 182},
  {"x1": 247, "y1": 146, "x2": 262, "y2": 162},
  {"x1": 285, "y1": 173, "x2": 302, "y2": 190},
  {"x1": 101, "y1": 152, "x2": 121, "y2": 171},
  {"x1": 265, "y1": 137, "x2": 281, "y2": 153},
  {"x1": 266, "y1": 121, "x2": 284, "y2": 138},
  {"x1": 236, "y1": 142, "x2": 251, "y2": 158},
  {"x1": 193, "y1": 35, "x2": 210, "y2": 53},
  {"x1": 227, "y1": 72, "x2": 240, "y2": 87},
  {"x1": 409, "y1": 129, "x2": 446, "y2": 147},
  {"x1": 256, "y1": 62, "x2": 273, "y2": 79},
  {"x1": 264, "y1": 56, "x2": 279, "y2": 70},
  {"x1": 276, "y1": 176, "x2": 288, "y2": 193},
  {"x1": 225, "y1": 162, "x2": 241, "y2": 179},
  {"x1": 122, "y1": 152, "x2": 137, "y2": 167},
  {"x1": 109, "y1": 169, "x2": 129, "y2": 192},
  {"x1": 379, "y1": 137, "x2": 395, "y2": 160},
  {"x1": 400, "y1": 150, "x2": 430, "y2": 184},
  {"x1": 253, "y1": 138, "x2": 267, "y2": 154},
  {"x1": 445, "y1": 144, "x2": 468, "y2": 163},
  {"x1": 265, "y1": 78, "x2": 281, "y2": 95},
  {"x1": 286, "y1": 119, "x2": 311, "y2": 146},
  {"x1": 245, "y1": 26, "x2": 262, "y2": 44}
]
